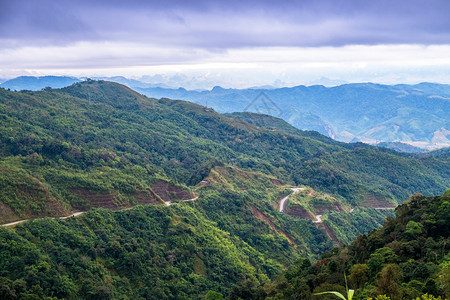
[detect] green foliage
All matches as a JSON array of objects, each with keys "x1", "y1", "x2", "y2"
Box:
[
  {"x1": 414, "y1": 294, "x2": 444, "y2": 300},
  {"x1": 313, "y1": 274, "x2": 355, "y2": 300},
  {"x1": 0, "y1": 205, "x2": 273, "y2": 299},
  {"x1": 437, "y1": 257, "x2": 450, "y2": 298},
  {"x1": 368, "y1": 296, "x2": 391, "y2": 300},
  {"x1": 376, "y1": 264, "x2": 402, "y2": 299},
  {"x1": 237, "y1": 192, "x2": 450, "y2": 299},
  {"x1": 324, "y1": 209, "x2": 393, "y2": 246},
  {"x1": 204, "y1": 290, "x2": 224, "y2": 300},
  {"x1": 0, "y1": 81, "x2": 449, "y2": 299},
  {"x1": 405, "y1": 221, "x2": 423, "y2": 236},
  {"x1": 0, "y1": 81, "x2": 448, "y2": 223},
  {"x1": 350, "y1": 264, "x2": 369, "y2": 289}
]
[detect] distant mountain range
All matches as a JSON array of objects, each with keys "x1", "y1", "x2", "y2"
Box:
[
  {"x1": 1, "y1": 76, "x2": 449, "y2": 150},
  {"x1": 0, "y1": 76, "x2": 81, "y2": 91},
  {"x1": 0, "y1": 75, "x2": 171, "y2": 91},
  {"x1": 134, "y1": 83, "x2": 450, "y2": 150}
]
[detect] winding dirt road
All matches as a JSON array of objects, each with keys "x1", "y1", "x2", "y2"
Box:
[
  {"x1": 279, "y1": 187, "x2": 304, "y2": 212},
  {"x1": 279, "y1": 187, "x2": 323, "y2": 223},
  {"x1": 1, "y1": 212, "x2": 86, "y2": 227},
  {"x1": 165, "y1": 196, "x2": 199, "y2": 206},
  {"x1": 313, "y1": 215, "x2": 322, "y2": 223},
  {"x1": 2, "y1": 196, "x2": 200, "y2": 226}
]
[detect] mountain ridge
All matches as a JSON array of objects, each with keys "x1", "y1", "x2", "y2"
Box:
[
  {"x1": 135, "y1": 82, "x2": 450, "y2": 149},
  {"x1": 3, "y1": 76, "x2": 449, "y2": 150},
  {"x1": 0, "y1": 76, "x2": 81, "y2": 91}
]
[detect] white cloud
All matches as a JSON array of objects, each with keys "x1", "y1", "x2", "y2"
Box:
[{"x1": 1, "y1": 42, "x2": 449, "y2": 89}]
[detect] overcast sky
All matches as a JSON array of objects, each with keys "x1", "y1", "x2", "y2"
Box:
[{"x1": 1, "y1": 0, "x2": 449, "y2": 88}]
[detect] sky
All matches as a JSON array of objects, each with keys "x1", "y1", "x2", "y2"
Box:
[{"x1": 1, "y1": 0, "x2": 450, "y2": 89}]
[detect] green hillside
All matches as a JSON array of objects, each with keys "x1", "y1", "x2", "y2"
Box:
[
  {"x1": 0, "y1": 81, "x2": 447, "y2": 219},
  {"x1": 240, "y1": 190, "x2": 450, "y2": 300},
  {"x1": 0, "y1": 205, "x2": 271, "y2": 299},
  {"x1": 0, "y1": 79, "x2": 448, "y2": 226},
  {"x1": 0, "y1": 81, "x2": 449, "y2": 298},
  {"x1": 224, "y1": 111, "x2": 339, "y2": 145}
]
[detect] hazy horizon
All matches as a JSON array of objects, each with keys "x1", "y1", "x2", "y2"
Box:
[{"x1": 3, "y1": 73, "x2": 450, "y2": 91}]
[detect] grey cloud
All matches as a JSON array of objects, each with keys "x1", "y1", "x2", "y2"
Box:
[{"x1": 1, "y1": 0, "x2": 449, "y2": 49}]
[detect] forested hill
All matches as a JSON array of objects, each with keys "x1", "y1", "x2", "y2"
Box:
[
  {"x1": 0, "y1": 80, "x2": 448, "y2": 223},
  {"x1": 0, "y1": 80, "x2": 449, "y2": 298}
]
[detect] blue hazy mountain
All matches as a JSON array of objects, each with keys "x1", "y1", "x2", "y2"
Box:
[
  {"x1": 0, "y1": 76, "x2": 81, "y2": 91},
  {"x1": 91, "y1": 76, "x2": 172, "y2": 89},
  {"x1": 135, "y1": 83, "x2": 450, "y2": 150},
  {"x1": 375, "y1": 142, "x2": 425, "y2": 153}
]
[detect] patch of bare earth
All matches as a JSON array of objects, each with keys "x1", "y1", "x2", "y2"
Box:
[
  {"x1": 20, "y1": 179, "x2": 68, "y2": 217},
  {"x1": 270, "y1": 179, "x2": 283, "y2": 186},
  {"x1": 318, "y1": 223, "x2": 342, "y2": 247},
  {"x1": 249, "y1": 206, "x2": 296, "y2": 245},
  {"x1": 284, "y1": 199, "x2": 344, "y2": 247},
  {"x1": 363, "y1": 194, "x2": 396, "y2": 209},
  {"x1": 135, "y1": 188, "x2": 164, "y2": 205},
  {"x1": 72, "y1": 183, "x2": 182, "y2": 210},
  {"x1": 71, "y1": 190, "x2": 125, "y2": 210},
  {"x1": 286, "y1": 206, "x2": 314, "y2": 220},
  {"x1": 0, "y1": 201, "x2": 18, "y2": 223},
  {"x1": 1, "y1": 177, "x2": 69, "y2": 224},
  {"x1": 151, "y1": 181, "x2": 193, "y2": 202},
  {"x1": 313, "y1": 202, "x2": 344, "y2": 214},
  {"x1": 44, "y1": 196, "x2": 69, "y2": 216}
]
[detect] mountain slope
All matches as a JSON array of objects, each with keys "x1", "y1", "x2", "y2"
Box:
[
  {"x1": 224, "y1": 111, "x2": 337, "y2": 144},
  {"x1": 0, "y1": 80, "x2": 448, "y2": 220},
  {"x1": 246, "y1": 190, "x2": 450, "y2": 299},
  {"x1": 0, "y1": 205, "x2": 274, "y2": 299}
]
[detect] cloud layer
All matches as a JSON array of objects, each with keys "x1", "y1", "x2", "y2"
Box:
[{"x1": 2, "y1": 0, "x2": 450, "y2": 48}]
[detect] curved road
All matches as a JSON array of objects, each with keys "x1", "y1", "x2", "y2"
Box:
[
  {"x1": 1, "y1": 212, "x2": 86, "y2": 227},
  {"x1": 279, "y1": 187, "x2": 304, "y2": 212},
  {"x1": 279, "y1": 187, "x2": 323, "y2": 223},
  {"x1": 2, "y1": 196, "x2": 200, "y2": 227},
  {"x1": 165, "y1": 196, "x2": 199, "y2": 206}
]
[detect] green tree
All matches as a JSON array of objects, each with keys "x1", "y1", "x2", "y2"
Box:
[
  {"x1": 437, "y1": 260, "x2": 450, "y2": 299},
  {"x1": 376, "y1": 264, "x2": 402, "y2": 300},
  {"x1": 204, "y1": 290, "x2": 224, "y2": 300},
  {"x1": 415, "y1": 294, "x2": 443, "y2": 300},
  {"x1": 405, "y1": 221, "x2": 423, "y2": 237},
  {"x1": 349, "y1": 264, "x2": 369, "y2": 290}
]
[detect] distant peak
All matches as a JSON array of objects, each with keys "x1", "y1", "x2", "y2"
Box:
[{"x1": 211, "y1": 86, "x2": 225, "y2": 92}]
